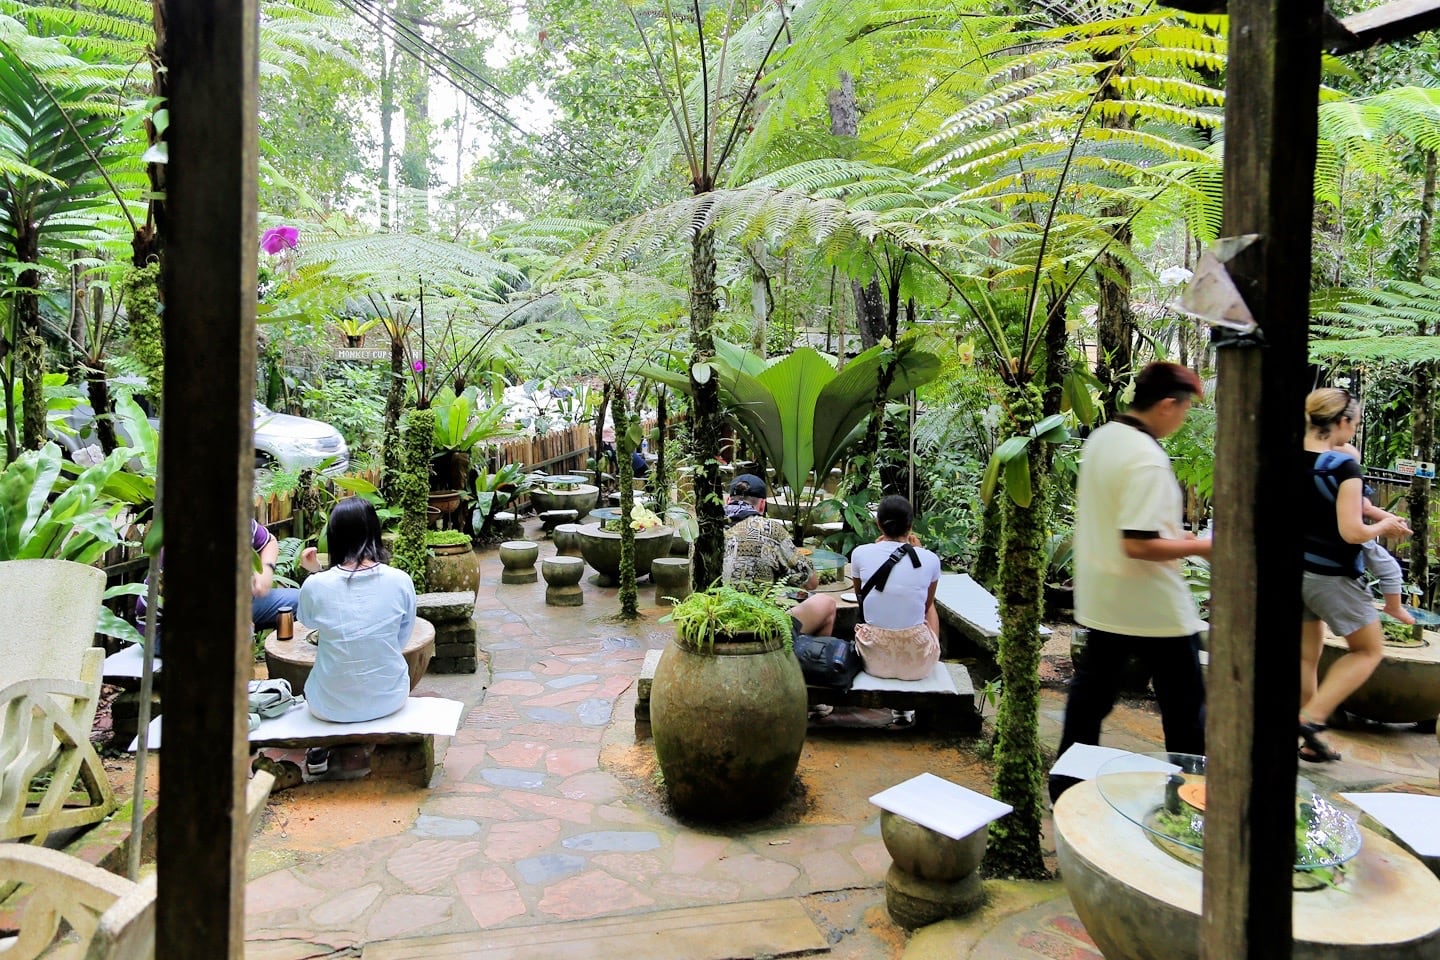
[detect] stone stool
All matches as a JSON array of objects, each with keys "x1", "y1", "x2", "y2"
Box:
[
  {"x1": 651, "y1": 557, "x2": 692, "y2": 607},
  {"x1": 542, "y1": 556, "x2": 585, "y2": 607},
  {"x1": 540, "y1": 508, "x2": 579, "y2": 534},
  {"x1": 498, "y1": 540, "x2": 540, "y2": 584},
  {"x1": 493, "y1": 511, "x2": 522, "y2": 538},
  {"x1": 873, "y1": 774, "x2": 1010, "y2": 930},
  {"x1": 552, "y1": 523, "x2": 584, "y2": 558}
]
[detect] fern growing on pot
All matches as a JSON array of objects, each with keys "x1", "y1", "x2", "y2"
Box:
[{"x1": 667, "y1": 585, "x2": 793, "y2": 653}]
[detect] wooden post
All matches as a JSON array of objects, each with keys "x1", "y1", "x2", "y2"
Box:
[
  {"x1": 157, "y1": 4, "x2": 258, "y2": 959},
  {"x1": 1201, "y1": 2, "x2": 1323, "y2": 958}
]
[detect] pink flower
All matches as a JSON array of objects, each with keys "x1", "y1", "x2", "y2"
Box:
[
  {"x1": 261, "y1": 226, "x2": 299, "y2": 254},
  {"x1": 413, "y1": 360, "x2": 426, "y2": 372}
]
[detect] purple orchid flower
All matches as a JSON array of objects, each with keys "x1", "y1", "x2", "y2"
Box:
[
  {"x1": 413, "y1": 360, "x2": 426, "y2": 372},
  {"x1": 260, "y1": 225, "x2": 300, "y2": 254}
]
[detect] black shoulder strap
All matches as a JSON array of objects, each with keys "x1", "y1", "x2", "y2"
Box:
[{"x1": 858, "y1": 544, "x2": 921, "y2": 618}]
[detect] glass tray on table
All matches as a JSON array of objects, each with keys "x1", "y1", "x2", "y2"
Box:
[{"x1": 1095, "y1": 752, "x2": 1362, "y2": 871}]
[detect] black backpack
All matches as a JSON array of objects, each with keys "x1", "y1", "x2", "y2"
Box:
[{"x1": 1303, "y1": 450, "x2": 1364, "y2": 577}]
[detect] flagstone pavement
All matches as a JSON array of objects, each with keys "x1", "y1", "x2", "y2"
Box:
[{"x1": 241, "y1": 528, "x2": 1440, "y2": 960}]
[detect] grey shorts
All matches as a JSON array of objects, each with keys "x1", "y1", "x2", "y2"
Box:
[{"x1": 1301, "y1": 570, "x2": 1378, "y2": 637}]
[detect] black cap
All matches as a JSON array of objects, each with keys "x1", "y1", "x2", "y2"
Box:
[{"x1": 730, "y1": 473, "x2": 767, "y2": 498}]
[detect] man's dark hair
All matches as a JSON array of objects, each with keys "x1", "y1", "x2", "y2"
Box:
[
  {"x1": 325, "y1": 496, "x2": 387, "y2": 569},
  {"x1": 1130, "y1": 362, "x2": 1203, "y2": 411}
]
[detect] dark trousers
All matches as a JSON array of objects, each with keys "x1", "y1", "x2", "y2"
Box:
[{"x1": 1050, "y1": 629, "x2": 1205, "y2": 802}]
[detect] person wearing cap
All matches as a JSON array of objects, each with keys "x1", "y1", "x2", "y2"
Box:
[
  {"x1": 1050, "y1": 362, "x2": 1211, "y2": 802},
  {"x1": 722, "y1": 473, "x2": 837, "y2": 638}
]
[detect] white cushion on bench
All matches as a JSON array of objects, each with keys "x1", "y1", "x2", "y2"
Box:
[
  {"x1": 850, "y1": 661, "x2": 956, "y2": 694},
  {"x1": 129, "y1": 696, "x2": 463, "y2": 751},
  {"x1": 103, "y1": 643, "x2": 158, "y2": 679}
]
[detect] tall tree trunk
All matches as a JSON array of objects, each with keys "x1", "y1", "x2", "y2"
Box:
[
  {"x1": 1093, "y1": 55, "x2": 1134, "y2": 419},
  {"x1": 382, "y1": 334, "x2": 406, "y2": 504},
  {"x1": 133, "y1": 0, "x2": 166, "y2": 270},
  {"x1": 987, "y1": 383, "x2": 1049, "y2": 880},
  {"x1": 1411, "y1": 150, "x2": 1436, "y2": 606},
  {"x1": 690, "y1": 224, "x2": 725, "y2": 590},
  {"x1": 397, "y1": 0, "x2": 432, "y2": 233},
  {"x1": 827, "y1": 70, "x2": 886, "y2": 352},
  {"x1": 379, "y1": 10, "x2": 396, "y2": 232},
  {"x1": 749, "y1": 240, "x2": 770, "y2": 356},
  {"x1": 655, "y1": 388, "x2": 669, "y2": 511},
  {"x1": 613, "y1": 389, "x2": 638, "y2": 619},
  {"x1": 16, "y1": 225, "x2": 46, "y2": 450}
]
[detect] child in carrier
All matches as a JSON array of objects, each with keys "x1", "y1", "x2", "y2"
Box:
[{"x1": 1329, "y1": 442, "x2": 1414, "y2": 625}]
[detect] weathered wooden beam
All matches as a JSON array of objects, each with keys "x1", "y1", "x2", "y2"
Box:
[
  {"x1": 156, "y1": 3, "x2": 258, "y2": 959},
  {"x1": 1201, "y1": 2, "x2": 1324, "y2": 959},
  {"x1": 1333, "y1": 0, "x2": 1440, "y2": 52}
]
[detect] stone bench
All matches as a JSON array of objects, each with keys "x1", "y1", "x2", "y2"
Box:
[
  {"x1": 131, "y1": 696, "x2": 464, "y2": 788},
  {"x1": 635, "y1": 650, "x2": 979, "y2": 734},
  {"x1": 539, "y1": 508, "x2": 580, "y2": 533},
  {"x1": 933, "y1": 572, "x2": 1050, "y2": 658}
]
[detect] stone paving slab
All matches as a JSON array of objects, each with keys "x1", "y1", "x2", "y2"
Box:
[{"x1": 361, "y1": 898, "x2": 829, "y2": 960}]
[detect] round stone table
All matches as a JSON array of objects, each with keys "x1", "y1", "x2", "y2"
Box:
[
  {"x1": 1321, "y1": 626, "x2": 1440, "y2": 723},
  {"x1": 264, "y1": 617, "x2": 436, "y2": 693},
  {"x1": 1054, "y1": 778, "x2": 1440, "y2": 960}
]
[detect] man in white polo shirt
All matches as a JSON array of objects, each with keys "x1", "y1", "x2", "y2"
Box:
[{"x1": 1050, "y1": 362, "x2": 1211, "y2": 802}]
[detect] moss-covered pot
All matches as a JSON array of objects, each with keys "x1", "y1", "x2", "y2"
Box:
[
  {"x1": 650, "y1": 632, "x2": 807, "y2": 821},
  {"x1": 427, "y1": 542, "x2": 479, "y2": 596},
  {"x1": 575, "y1": 522, "x2": 673, "y2": 587},
  {"x1": 531, "y1": 483, "x2": 599, "y2": 518}
]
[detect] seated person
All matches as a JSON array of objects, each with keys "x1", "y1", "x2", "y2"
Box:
[
  {"x1": 297, "y1": 497, "x2": 417, "y2": 773},
  {"x1": 722, "y1": 474, "x2": 836, "y2": 638},
  {"x1": 632, "y1": 449, "x2": 649, "y2": 478},
  {"x1": 136, "y1": 518, "x2": 299, "y2": 652},
  {"x1": 850, "y1": 495, "x2": 941, "y2": 681}
]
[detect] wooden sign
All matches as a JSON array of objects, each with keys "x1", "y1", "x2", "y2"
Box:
[{"x1": 333, "y1": 346, "x2": 390, "y2": 361}]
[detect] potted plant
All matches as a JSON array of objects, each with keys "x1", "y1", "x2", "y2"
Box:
[
  {"x1": 650, "y1": 585, "x2": 808, "y2": 821},
  {"x1": 425, "y1": 528, "x2": 478, "y2": 596}
]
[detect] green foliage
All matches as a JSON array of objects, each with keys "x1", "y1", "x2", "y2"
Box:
[
  {"x1": 299, "y1": 363, "x2": 388, "y2": 461},
  {"x1": 424, "y1": 528, "x2": 471, "y2": 548},
  {"x1": 980, "y1": 413, "x2": 1071, "y2": 508},
  {"x1": 120, "y1": 263, "x2": 163, "y2": 397},
  {"x1": 648, "y1": 336, "x2": 942, "y2": 503},
  {"x1": 1164, "y1": 395, "x2": 1217, "y2": 504},
  {"x1": 430, "y1": 386, "x2": 513, "y2": 455},
  {"x1": 0, "y1": 441, "x2": 128, "y2": 563},
  {"x1": 392, "y1": 408, "x2": 434, "y2": 591},
  {"x1": 666, "y1": 584, "x2": 793, "y2": 654},
  {"x1": 473, "y1": 462, "x2": 532, "y2": 543},
  {"x1": 1311, "y1": 277, "x2": 1440, "y2": 365}
]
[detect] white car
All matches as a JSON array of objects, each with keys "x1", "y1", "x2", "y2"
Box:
[{"x1": 57, "y1": 400, "x2": 349, "y2": 476}]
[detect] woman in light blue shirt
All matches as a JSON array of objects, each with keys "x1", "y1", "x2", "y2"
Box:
[{"x1": 298, "y1": 497, "x2": 416, "y2": 744}]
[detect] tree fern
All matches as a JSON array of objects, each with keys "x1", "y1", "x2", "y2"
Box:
[{"x1": 1311, "y1": 277, "x2": 1440, "y2": 365}]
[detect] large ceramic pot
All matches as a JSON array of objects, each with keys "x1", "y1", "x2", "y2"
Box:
[
  {"x1": 427, "y1": 542, "x2": 479, "y2": 596},
  {"x1": 530, "y1": 482, "x2": 600, "y2": 518},
  {"x1": 575, "y1": 522, "x2": 673, "y2": 587},
  {"x1": 650, "y1": 630, "x2": 808, "y2": 821}
]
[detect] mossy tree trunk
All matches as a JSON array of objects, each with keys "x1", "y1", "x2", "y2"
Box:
[
  {"x1": 612, "y1": 389, "x2": 639, "y2": 619},
  {"x1": 382, "y1": 335, "x2": 406, "y2": 505},
  {"x1": 654, "y1": 388, "x2": 669, "y2": 512},
  {"x1": 973, "y1": 496, "x2": 1003, "y2": 591},
  {"x1": 987, "y1": 384, "x2": 1050, "y2": 880},
  {"x1": 593, "y1": 384, "x2": 611, "y2": 488},
  {"x1": 394, "y1": 408, "x2": 434, "y2": 592},
  {"x1": 690, "y1": 224, "x2": 726, "y2": 591}
]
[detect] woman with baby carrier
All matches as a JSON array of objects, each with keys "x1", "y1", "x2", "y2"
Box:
[{"x1": 1298, "y1": 387, "x2": 1410, "y2": 762}]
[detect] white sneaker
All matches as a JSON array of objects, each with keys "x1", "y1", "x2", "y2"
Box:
[{"x1": 305, "y1": 747, "x2": 330, "y2": 776}]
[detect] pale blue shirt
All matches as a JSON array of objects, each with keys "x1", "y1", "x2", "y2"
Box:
[{"x1": 297, "y1": 563, "x2": 416, "y2": 722}]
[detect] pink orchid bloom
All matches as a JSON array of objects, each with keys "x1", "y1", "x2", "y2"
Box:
[
  {"x1": 413, "y1": 360, "x2": 426, "y2": 372},
  {"x1": 260, "y1": 225, "x2": 300, "y2": 254}
]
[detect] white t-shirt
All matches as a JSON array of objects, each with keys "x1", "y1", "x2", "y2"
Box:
[
  {"x1": 1073, "y1": 420, "x2": 1203, "y2": 637},
  {"x1": 298, "y1": 563, "x2": 416, "y2": 722},
  {"x1": 850, "y1": 542, "x2": 941, "y2": 629}
]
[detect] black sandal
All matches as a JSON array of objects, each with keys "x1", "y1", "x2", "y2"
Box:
[{"x1": 1298, "y1": 721, "x2": 1341, "y2": 762}]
